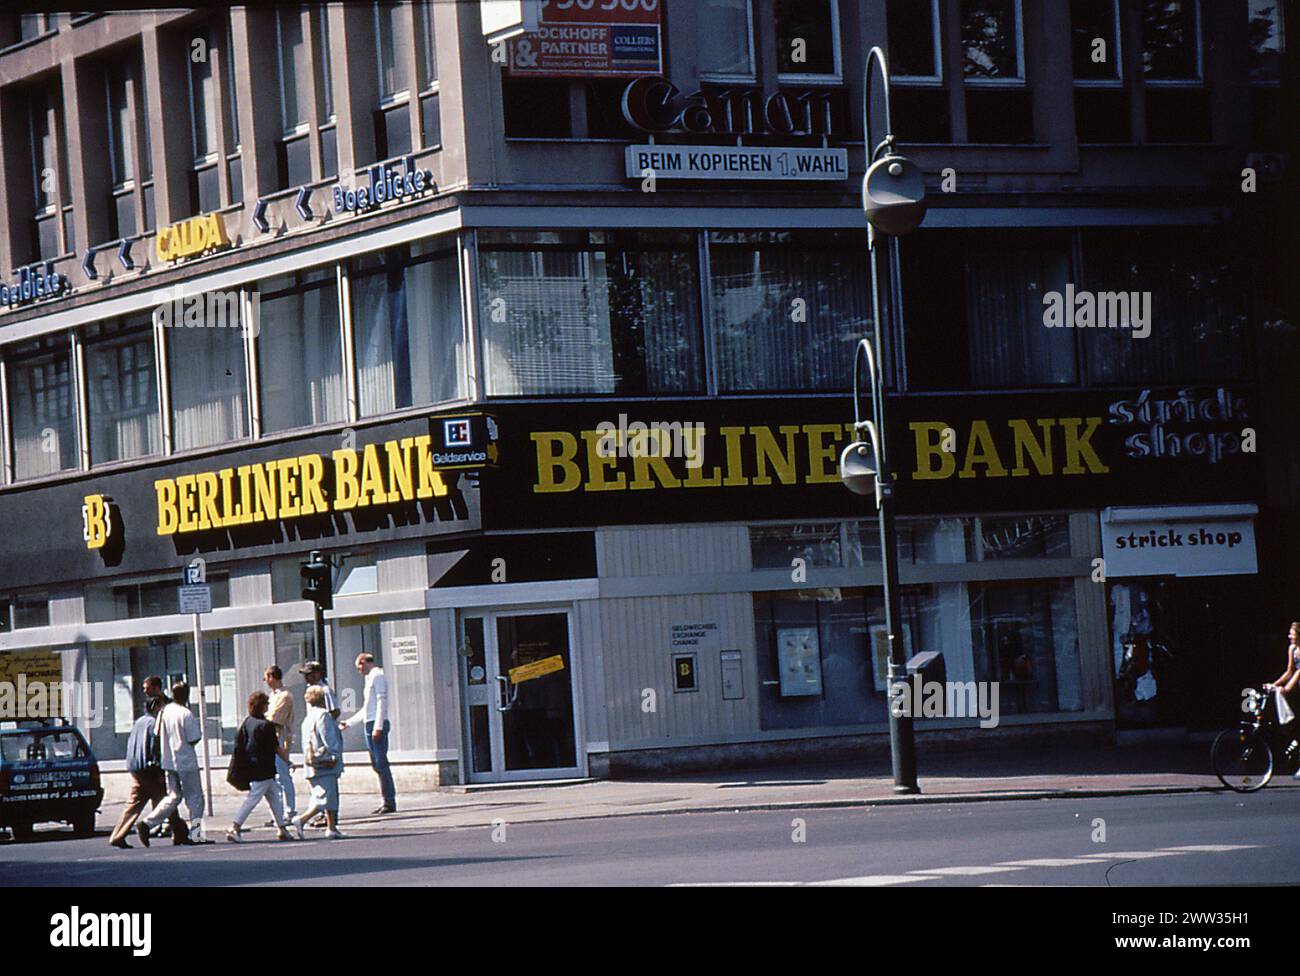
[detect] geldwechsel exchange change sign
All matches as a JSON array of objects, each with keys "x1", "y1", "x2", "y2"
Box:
[{"x1": 478, "y1": 388, "x2": 1260, "y2": 529}]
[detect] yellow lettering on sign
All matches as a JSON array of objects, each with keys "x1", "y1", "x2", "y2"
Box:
[
  {"x1": 333, "y1": 450, "x2": 360, "y2": 510},
  {"x1": 299, "y1": 454, "x2": 326, "y2": 515},
  {"x1": 1060, "y1": 417, "x2": 1110, "y2": 475},
  {"x1": 154, "y1": 213, "x2": 230, "y2": 263},
  {"x1": 196, "y1": 471, "x2": 222, "y2": 529},
  {"x1": 1009, "y1": 419, "x2": 1055, "y2": 477},
  {"x1": 413, "y1": 435, "x2": 447, "y2": 499},
  {"x1": 176, "y1": 475, "x2": 198, "y2": 533},
  {"x1": 156, "y1": 479, "x2": 178, "y2": 535},
  {"x1": 278, "y1": 457, "x2": 301, "y2": 518},
  {"x1": 385, "y1": 439, "x2": 414, "y2": 503},
  {"x1": 958, "y1": 420, "x2": 1008, "y2": 479},
  {"x1": 580, "y1": 430, "x2": 628, "y2": 491},
  {"x1": 359, "y1": 444, "x2": 386, "y2": 507},
  {"x1": 751, "y1": 425, "x2": 801, "y2": 486},
  {"x1": 804, "y1": 424, "x2": 845, "y2": 484},
  {"x1": 508, "y1": 654, "x2": 566, "y2": 684},
  {"x1": 252, "y1": 462, "x2": 278, "y2": 522},
  {"x1": 909, "y1": 422, "x2": 956, "y2": 480},
  {"x1": 532, "y1": 432, "x2": 581, "y2": 493}
]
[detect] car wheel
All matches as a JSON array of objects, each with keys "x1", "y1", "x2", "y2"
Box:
[
  {"x1": 10, "y1": 821, "x2": 33, "y2": 842},
  {"x1": 72, "y1": 813, "x2": 96, "y2": 838}
]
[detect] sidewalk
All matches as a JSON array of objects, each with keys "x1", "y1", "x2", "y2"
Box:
[{"x1": 94, "y1": 742, "x2": 1292, "y2": 836}]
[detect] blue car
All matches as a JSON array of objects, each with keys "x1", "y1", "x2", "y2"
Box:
[{"x1": 0, "y1": 719, "x2": 103, "y2": 840}]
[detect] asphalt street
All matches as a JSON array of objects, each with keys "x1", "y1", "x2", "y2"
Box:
[{"x1": 2, "y1": 788, "x2": 1298, "y2": 887}]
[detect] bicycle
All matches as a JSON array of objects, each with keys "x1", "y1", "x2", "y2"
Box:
[{"x1": 1211, "y1": 686, "x2": 1299, "y2": 792}]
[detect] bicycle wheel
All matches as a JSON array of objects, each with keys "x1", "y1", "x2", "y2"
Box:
[{"x1": 1212, "y1": 726, "x2": 1274, "y2": 792}]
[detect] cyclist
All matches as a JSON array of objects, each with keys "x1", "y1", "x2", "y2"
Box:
[{"x1": 1264, "y1": 621, "x2": 1300, "y2": 776}]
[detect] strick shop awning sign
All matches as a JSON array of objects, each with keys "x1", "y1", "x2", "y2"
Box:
[{"x1": 507, "y1": 0, "x2": 662, "y2": 78}]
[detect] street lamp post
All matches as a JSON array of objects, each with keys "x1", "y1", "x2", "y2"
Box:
[{"x1": 841, "y1": 46, "x2": 927, "y2": 794}]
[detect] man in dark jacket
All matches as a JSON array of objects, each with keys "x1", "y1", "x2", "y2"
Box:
[
  {"x1": 225, "y1": 691, "x2": 295, "y2": 842},
  {"x1": 108, "y1": 696, "x2": 185, "y2": 849}
]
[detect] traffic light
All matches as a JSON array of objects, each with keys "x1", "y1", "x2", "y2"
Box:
[{"x1": 300, "y1": 550, "x2": 333, "y2": 610}]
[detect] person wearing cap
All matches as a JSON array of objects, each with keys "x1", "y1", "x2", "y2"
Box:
[{"x1": 298, "y1": 661, "x2": 340, "y2": 719}]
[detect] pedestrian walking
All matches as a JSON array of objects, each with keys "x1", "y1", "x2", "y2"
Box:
[
  {"x1": 226, "y1": 692, "x2": 296, "y2": 843},
  {"x1": 264, "y1": 666, "x2": 297, "y2": 824},
  {"x1": 291, "y1": 685, "x2": 346, "y2": 840},
  {"x1": 136, "y1": 682, "x2": 210, "y2": 846},
  {"x1": 340, "y1": 653, "x2": 396, "y2": 815},
  {"x1": 108, "y1": 696, "x2": 184, "y2": 849}
]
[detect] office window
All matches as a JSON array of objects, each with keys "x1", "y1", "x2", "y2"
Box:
[
  {"x1": 188, "y1": 31, "x2": 219, "y2": 159},
  {"x1": 1142, "y1": 0, "x2": 1200, "y2": 80},
  {"x1": 275, "y1": 7, "x2": 311, "y2": 187},
  {"x1": 417, "y1": 0, "x2": 440, "y2": 147},
  {"x1": 318, "y1": 10, "x2": 335, "y2": 119},
  {"x1": 902, "y1": 230, "x2": 1076, "y2": 390},
  {"x1": 1081, "y1": 229, "x2": 1248, "y2": 385},
  {"x1": 256, "y1": 269, "x2": 346, "y2": 433},
  {"x1": 775, "y1": 0, "x2": 840, "y2": 80},
  {"x1": 1071, "y1": 0, "x2": 1122, "y2": 81},
  {"x1": 353, "y1": 242, "x2": 465, "y2": 416},
  {"x1": 0, "y1": 592, "x2": 51, "y2": 631},
  {"x1": 479, "y1": 231, "x2": 703, "y2": 397},
  {"x1": 709, "y1": 230, "x2": 869, "y2": 393},
  {"x1": 105, "y1": 58, "x2": 140, "y2": 240},
  {"x1": 85, "y1": 317, "x2": 161, "y2": 465},
  {"x1": 1248, "y1": 0, "x2": 1284, "y2": 82},
  {"x1": 7, "y1": 335, "x2": 78, "y2": 480},
  {"x1": 889, "y1": 0, "x2": 942, "y2": 80},
  {"x1": 223, "y1": 20, "x2": 240, "y2": 152},
  {"x1": 27, "y1": 83, "x2": 68, "y2": 261},
  {"x1": 166, "y1": 301, "x2": 249, "y2": 451},
  {"x1": 699, "y1": 0, "x2": 755, "y2": 80},
  {"x1": 501, "y1": 78, "x2": 571, "y2": 138},
  {"x1": 961, "y1": 0, "x2": 1025, "y2": 80},
  {"x1": 375, "y1": 1, "x2": 410, "y2": 97}
]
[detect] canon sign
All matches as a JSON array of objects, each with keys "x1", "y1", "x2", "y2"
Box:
[{"x1": 620, "y1": 77, "x2": 845, "y2": 138}]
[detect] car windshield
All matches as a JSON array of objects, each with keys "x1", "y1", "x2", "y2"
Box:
[{"x1": 0, "y1": 731, "x2": 88, "y2": 762}]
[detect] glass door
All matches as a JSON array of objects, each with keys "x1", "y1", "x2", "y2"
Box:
[{"x1": 459, "y1": 609, "x2": 582, "y2": 783}]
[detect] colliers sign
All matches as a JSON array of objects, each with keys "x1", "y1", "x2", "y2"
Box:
[{"x1": 155, "y1": 212, "x2": 230, "y2": 263}]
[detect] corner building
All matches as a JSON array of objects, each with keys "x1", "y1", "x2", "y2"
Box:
[{"x1": 0, "y1": 2, "x2": 1294, "y2": 792}]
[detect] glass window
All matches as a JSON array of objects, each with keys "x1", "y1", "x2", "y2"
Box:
[
  {"x1": 970, "y1": 580, "x2": 1082, "y2": 714},
  {"x1": 256, "y1": 269, "x2": 345, "y2": 433},
  {"x1": 224, "y1": 20, "x2": 240, "y2": 151},
  {"x1": 699, "y1": 0, "x2": 755, "y2": 79},
  {"x1": 1071, "y1": 0, "x2": 1122, "y2": 81},
  {"x1": 28, "y1": 86, "x2": 56, "y2": 214},
  {"x1": 85, "y1": 317, "x2": 160, "y2": 465},
  {"x1": 961, "y1": 0, "x2": 1025, "y2": 81},
  {"x1": 902, "y1": 230, "x2": 1076, "y2": 390},
  {"x1": 889, "y1": 0, "x2": 942, "y2": 80},
  {"x1": 1248, "y1": 0, "x2": 1284, "y2": 82},
  {"x1": 376, "y1": 103, "x2": 412, "y2": 159},
  {"x1": 353, "y1": 242, "x2": 465, "y2": 416},
  {"x1": 375, "y1": 1, "x2": 410, "y2": 99},
  {"x1": 18, "y1": 14, "x2": 46, "y2": 41},
  {"x1": 0, "y1": 731, "x2": 88, "y2": 762},
  {"x1": 85, "y1": 574, "x2": 231, "y2": 623},
  {"x1": 418, "y1": 0, "x2": 437, "y2": 90},
  {"x1": 775, "y1": 0, "x2": 840, "y2": 79},
  {"x1": 709, "y1": 230, "x2": 869, "y2": 393},
  {"x1": 479, "y1": 231, "x2": 703, "y2": 397},
  {"x1": 750, "y1": 523, "x2": 842, "y2": 570},
  {"x1": 276, "y1": 6, "x2": 309, "y2": 133},
  {"x1": 165, "y1": 303, "x2": 249, "y2": 451},
  {"x1": 105, "y1": 60, "x2": 134, "y2": 186},
  {"x1": 1142, "y1": 0, "x2": 1200, "y2": 81},
  {"x1": 1081, "y1": 229, "x2": 1248, "y2": 385},
  {"x1": 318, "y1": 8, "x2": 335, "y2": 120},
  {"x1": 188, "y1": 29, "x2": 218, "y2": 160},
  {"x1": 0, "y1": 592, "x2": 51, "y2": 631},
  {"x1": 85, "y1": 635, "x2": 236, "y2": 762},
  {"x1": 975, "y1": 514, "x2": 1071, "y2": 560},
  {"x1": 8, "y1": 335, "x2": 78, "y2": 479}
]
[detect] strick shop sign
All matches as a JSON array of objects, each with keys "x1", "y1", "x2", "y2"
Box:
[{"x1": 507, "y1": 0, "x2": 662, "y2": 78}]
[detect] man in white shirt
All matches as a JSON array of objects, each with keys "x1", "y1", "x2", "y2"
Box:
[
  {"x1": 339, "y1": 653, "x2": 395, "y2": 814},
  {"x1": 137, "y1": 682, "x2": 210, "y2": 846}
]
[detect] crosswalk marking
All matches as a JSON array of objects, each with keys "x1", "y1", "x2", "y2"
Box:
[
  {"x1": 809, "y1": 875, "x2": 941, "y2": 886},
  {"x1": 1158, "y1": 844, "x2": 1259, "y2": 853},
  {"x1": 1080, "y1": 850, "x2": 1194, "y2": 860},
  {"x1": 909, "y1": 865, "x2": 1020, "y2": 876},
  {"x1": 995, "y1": 858, "x2": 1093, "y2": 867}
]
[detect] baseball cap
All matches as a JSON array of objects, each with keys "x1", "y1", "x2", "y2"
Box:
[{"x1": 298, "y1": 660, "x2": 324, "y2": 674}]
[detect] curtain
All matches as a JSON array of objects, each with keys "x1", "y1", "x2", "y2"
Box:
[
  {"x1": 88, "y1": 336, "x2": 160, "y2": 463},
  {"x1": 169, "y1": 325, "x2": 247, "y2": 451},
  {"x1": 259, "y1": 283, "x2": 345, "y2": 431},
  {"x1": 10, "y1": 355, "x2": 75, "y2": 478}
]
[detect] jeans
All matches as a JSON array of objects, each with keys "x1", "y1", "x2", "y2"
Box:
[
  {"x1": 233, "y1": 778, "x2": 285, "y2": 829},
  {"x1": 365, "y1": 721, "x2": 396, "y2": 809},
  {"x1": 274, "y1": 753, "x2": 296, "y2": 818}
]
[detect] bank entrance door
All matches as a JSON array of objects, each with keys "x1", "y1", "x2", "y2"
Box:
[{"x1": 459, "y1": 610, "x2": 582, "y2": 783}]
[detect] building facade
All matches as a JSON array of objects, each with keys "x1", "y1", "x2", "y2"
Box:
[{"x1": 0, "y1": 1, "x2": 1294, "y2": 793}]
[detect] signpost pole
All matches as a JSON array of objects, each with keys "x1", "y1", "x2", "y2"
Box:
[{"x1": 192, "y1": 610, "x2": 214, "y2": 837}]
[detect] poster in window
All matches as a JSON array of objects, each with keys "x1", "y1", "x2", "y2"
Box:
[
  {"x1": 219, "y1": 668, "x2": 239, "y2": 728},
  {"x1": 776, "y1": 627, "x2": 822, "y2": 697},
  {"x1": 870, "y1": 624, "x2": 913, "y2": 692},
  {"x1": 114, "y1": 674, "x2": 135, "y2": 734},
  {"x1": 507, "y1": 0, "x2": 663, "y2": 78}
]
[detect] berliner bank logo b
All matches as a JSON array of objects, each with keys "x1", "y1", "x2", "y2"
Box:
[{"x1": 82, "y1": 494, "x2": 112, "y2": 549}]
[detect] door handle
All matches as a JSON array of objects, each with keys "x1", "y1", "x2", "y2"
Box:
[{"x1": 496, "y1": 674, "x2": 518, "y2": 712}]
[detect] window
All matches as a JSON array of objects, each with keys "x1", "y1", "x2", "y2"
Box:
[
  {"x1": 7, "y1": 334, "x2": 78, "y2": 480},
  {"x1": 417, "y1": 0, "x2": 440, "y2": 147},
  {"x1": 256, "y1": 268, "x2": 346, "y2": 433},
  {"x1": 374, "y1": 0, "x2": 411, "y2": 158},
  {"x1": 317, "y1": 9, "x2": 338, "y2": 177},
  {"x1": 165, "y1": 299, "x2": 249, "y2": 451},
  {"x1": 26, "y1": 83, "x2": 70, "y2": 260},
  {"x1": 709, "y1": 230, "x2": 869, "y2": 393},
  {"x1": 1080, "y1": 229, "x2": 1248, "y2": 385},
  {"x1": 187, "y1": 27, "x2": 220, "y2": 212},
  {"x1": 276, "y1": 6, "x2": 312, "y2": 188},
  {"x1": 698, "y1": 0, "x2": 755, "y2": 80},
  {"x1": 86, "y1": 574, "x2": 231, "y2": 623},
  {"x1": 84, "y1": 317, "x2": 161, "y2": 464},
  {"x1": 961, "y1": 0, "x2": 1024, "y2": 81},
  {"x1": 1142, "y1": 0, "x2": 1200, "y2": 81},
  {"x1": 352, "y1": 242, "x2": 465, "y2": 416},
  {"x1": 1248, "y1": 0, "x2": 1284, "y2": 82},
  {"x1": 1071, "y1": 0, "x2": 1122, "y2": 82},
  {"x1": 479, "y1": 231, "x2": 703, "y2": 397},
  {"x1": 970, "y1": 580, "x2": 1082, "y2": 714},
  {"x1": 775, "y1": 0, "x2": 841, "y2": 81},
  {"x1": 902, "y1": 230, "x2": 1075, "y2": 390},
  {"x1": 501, "y1": 78, "x2": 571, "y2": 138},
  {"x1": 105, "y1": 56, "x2": 145, "y2": 240},
  {"x1": 889, "y1": 0, "x2": 942, "y2": 81},
  {"x1": 0, "y1": 592, "x2": 51, "y2": 631}
]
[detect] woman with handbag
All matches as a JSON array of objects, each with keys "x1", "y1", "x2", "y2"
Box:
[
  {"x1": 291, "y1": 684, "x2": 346, "y2": 840},
  {"x1": 226, "y1": 691, "x2": 295, "y2": 842}
]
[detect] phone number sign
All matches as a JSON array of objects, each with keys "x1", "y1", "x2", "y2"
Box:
[{"x1": 508, "y1": 0, "x2": 663, "y2": 78}]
